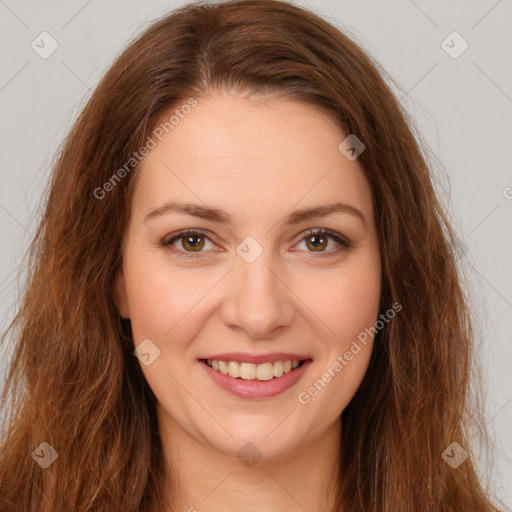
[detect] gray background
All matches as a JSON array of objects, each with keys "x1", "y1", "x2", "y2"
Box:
[{"x1": 0, "y1": 0, "x2": 510, "y2": 507}]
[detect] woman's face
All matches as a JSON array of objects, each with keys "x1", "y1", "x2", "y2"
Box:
[{"x1": 115, "y1": 91, "x2": 381, "y2": 460}]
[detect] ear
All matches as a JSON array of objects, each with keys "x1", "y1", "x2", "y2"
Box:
[{"x1": 114, "y1": 267, "x2": 130, "y2": 319}]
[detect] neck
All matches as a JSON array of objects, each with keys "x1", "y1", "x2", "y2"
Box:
[{"x1": 156, "y1": 406, "x2": 341, "y2": 512}]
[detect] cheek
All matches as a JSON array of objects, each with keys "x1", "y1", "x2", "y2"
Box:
[
  {"x1": 298, "y1": 254, "x2": 381, "y2": 343},
  {"x1": 332, "y1": 272, "x2": 381, "y2": 341},
  {"x1": 295, "y1": 252, "x2": 380, "y2": 410},
  {"x1": 122, "y1": 251, "x2": 206, "y2": 343}
]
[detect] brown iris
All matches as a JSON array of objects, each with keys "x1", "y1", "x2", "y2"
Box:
[
  {"x1": 306, "y1": 233, "x2": 328, "y2": 251},
  {"x1": 181, "y1": 233, "x2": 205, "y2": 252}
]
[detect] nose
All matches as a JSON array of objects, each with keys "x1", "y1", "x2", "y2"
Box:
[{"x1": 220, "y1": 247, "x2": 295, "y2": 339}]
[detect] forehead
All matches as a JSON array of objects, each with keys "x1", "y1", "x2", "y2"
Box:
[
  {"x1": 152, "y1": 92, "x2": 342, "y2": 162},
  {"x1": 131, "y1": 92, "x2": 374, "y2": 226}
]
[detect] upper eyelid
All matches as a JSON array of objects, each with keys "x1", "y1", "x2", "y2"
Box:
[{"x1": 164, "y1": 228, "x2": 217, "y2": 245}]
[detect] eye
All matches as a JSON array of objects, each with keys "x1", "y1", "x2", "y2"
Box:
[
  {"x1": 162, "y1": 229, "x2": 216, "y2": 258},
  {"x1": 294, "y1": 228, "x2": 351, "y2": 256},
  {"x1": 162, "y1": 228, "x2": 351, "y2": 259}
]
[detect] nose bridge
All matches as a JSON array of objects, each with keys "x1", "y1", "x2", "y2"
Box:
[{"x1": 221, "y1": 236, "x2": 294, "y2": 336}]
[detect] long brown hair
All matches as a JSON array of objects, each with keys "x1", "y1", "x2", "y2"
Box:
[{"x1": 0, "y1": 1, "x2": 501, "y2": 510}]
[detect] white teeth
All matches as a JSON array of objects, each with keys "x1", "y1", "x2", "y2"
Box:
[
  {"x1": 205, "y1": 359, "x2": 302, "y2": 380},
  {"x1": 273, "y1": 360, "x2": 284, "y2": 378},
  {"x1": 240, "y1": 362, "x2": 256, "y2": 380},
  {"x1": 218, "y1": 360, "x2": 229, "y2": 375},
  {"x1": 256, "y1": 362, "x2": 274, "y2": 381},
  {"x1": 228, "y1": 361, "x2": 240, "y2": 378}
]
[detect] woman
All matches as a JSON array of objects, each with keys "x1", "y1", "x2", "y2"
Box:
[{"x1": 0, "y1": 1, "x2": 502, "y2": 510}]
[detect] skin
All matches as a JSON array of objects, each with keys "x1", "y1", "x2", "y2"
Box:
[{"x1": 115, "y1": 90, "x2": 381, "y2": 512}]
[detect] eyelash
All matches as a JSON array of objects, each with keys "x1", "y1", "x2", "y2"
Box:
[{"x1": 161, "y1": 228, "x2": 352, "y2": 259}]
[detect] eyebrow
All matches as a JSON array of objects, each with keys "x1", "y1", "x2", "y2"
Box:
[{"x1": 144, "y1": 200, "x2": 366, "y2": 226}]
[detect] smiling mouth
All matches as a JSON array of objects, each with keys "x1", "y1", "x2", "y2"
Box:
[{"x1": 200, "y1": 358, "x2": 310, "y2": 381}]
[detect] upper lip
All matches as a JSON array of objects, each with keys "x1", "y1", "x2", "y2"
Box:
[{"x1": 200, "y1": 352, "x2": 312, "y2": 364}]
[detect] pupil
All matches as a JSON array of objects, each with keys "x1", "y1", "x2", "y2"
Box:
[
  {"x1": 309, "y1": 235, "x2": 326, "y2": 250},
  {"x1": 184, "y1": 234, "x2": 203, "y2": 251}
]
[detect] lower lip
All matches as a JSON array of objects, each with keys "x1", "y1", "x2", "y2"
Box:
[{"x1": 200, "y1": 359, "x2": 313, "y2": 400}]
